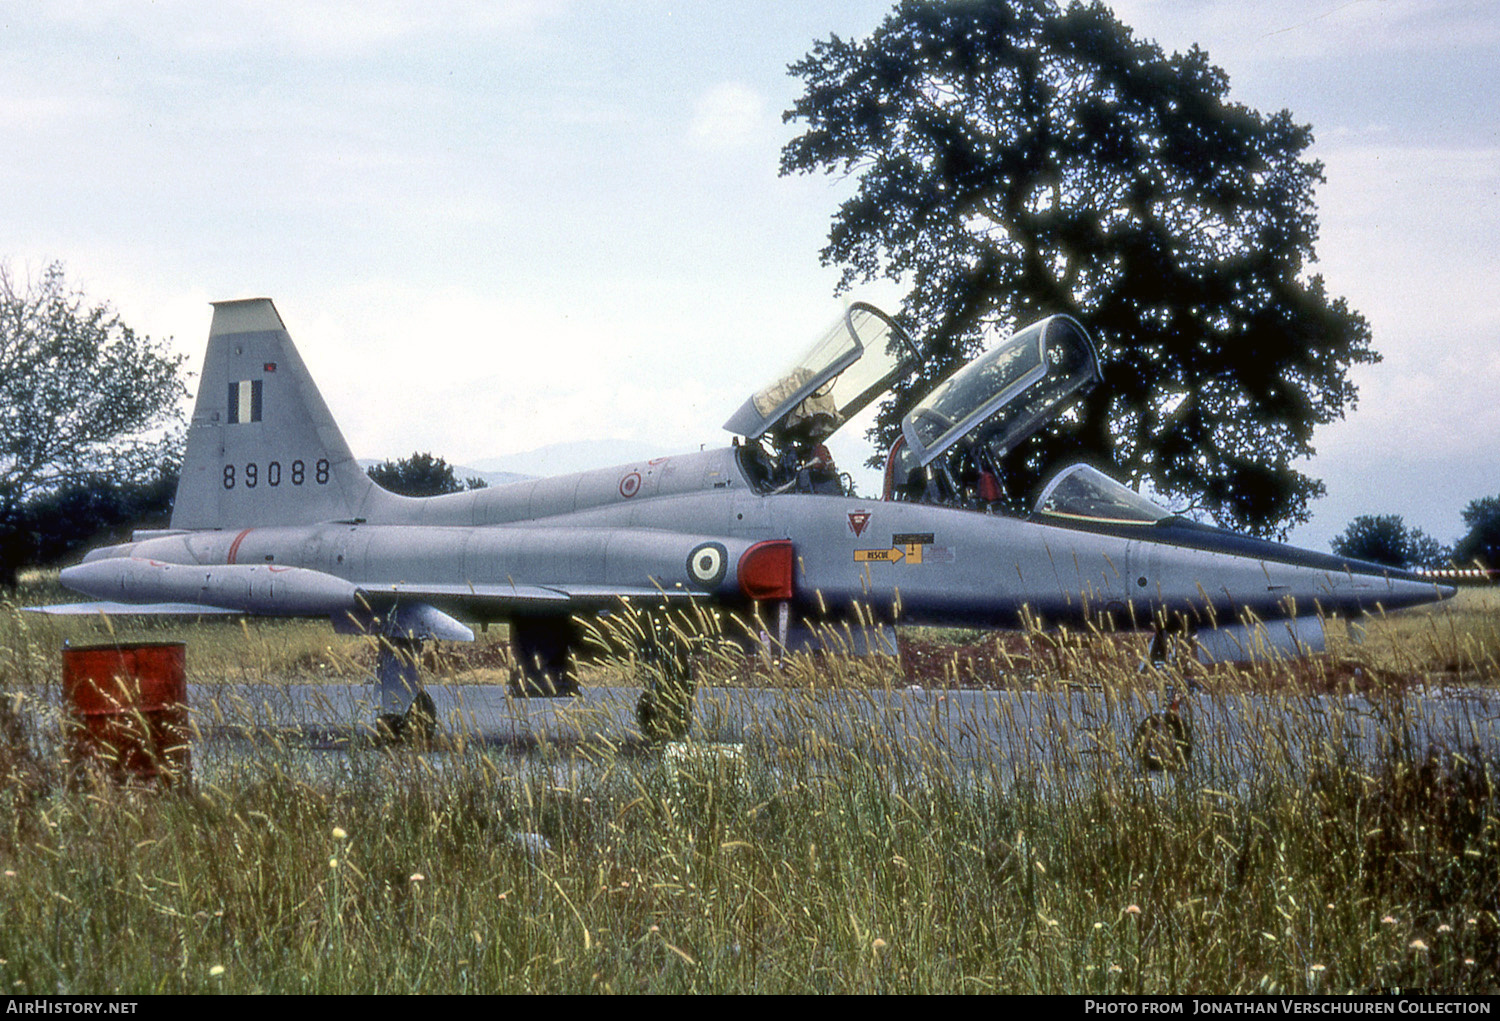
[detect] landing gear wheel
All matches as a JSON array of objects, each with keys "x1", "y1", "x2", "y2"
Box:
[
  {"x1": 637, "y1": 678, "x2": 694, "y2": 743},
  {"x1": 404, "y1": 690, "x2": 437, "y2": 743},
  {"x1": 374, "y1": 690, "x2": 438, "y2": 745},
  {"x1": 1133, "y1": 709, "x2": 1192, "y2": 771},
  {"x1": 375, "y1": 713, "x2": 404, "y2": 743}
]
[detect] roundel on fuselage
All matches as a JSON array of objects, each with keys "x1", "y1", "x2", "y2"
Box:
[{"x1": 686, "y1": 542, "x2": 728, "y2": 588}]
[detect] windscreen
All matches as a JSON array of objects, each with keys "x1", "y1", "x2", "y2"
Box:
[{"x1": 1032, "y1": 463, "x2": 1173, "y2": 524}]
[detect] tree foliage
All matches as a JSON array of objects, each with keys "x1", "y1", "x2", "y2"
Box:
[
  {"x1": 0, "y1": 263, "x2": 186, "y2": 586},
  {"x1": 367, "y1": 451, "x2": 488, "y2": 498},
  {"x1": 19, "y1": 469, "x2": 178, "y2": 567},
  {"x1": 1330, "y1": 514, "x2": 1448, "y2": 571},
  {"x1": 781, "y1": 0, "x2": 1376, "y2": 535},
  {"x1": 1454, "y1": 495, "x2": 1500, "y2": 568}
]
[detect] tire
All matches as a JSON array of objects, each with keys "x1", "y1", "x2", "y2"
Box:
[
  {"x1": 1133, "y1": 709, "x2": 1192, "y2": 771},
  {"x1": 404, "y1": 689, "x2": 438, "y2": 742},
  {"x1": 637, "y1": 678, "x2": 693, "y2": 743}
]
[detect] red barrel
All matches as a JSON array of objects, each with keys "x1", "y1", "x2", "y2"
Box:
[{"x1": 62, "y1": 643, "x2": 190, "y2": 785}]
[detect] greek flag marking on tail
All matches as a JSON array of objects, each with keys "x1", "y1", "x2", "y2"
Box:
[{"x1": 229, "y1": 379, "x2": 263, "y2": 423}]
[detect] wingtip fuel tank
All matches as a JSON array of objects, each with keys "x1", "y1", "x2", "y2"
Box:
[{"x1": 59, "y1": 558, "x2": 361, "y2": 618}]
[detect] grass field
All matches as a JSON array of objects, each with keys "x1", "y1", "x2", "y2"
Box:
[{"x1": 0, "y1": 573, "x2": 1496, "y2": 993}]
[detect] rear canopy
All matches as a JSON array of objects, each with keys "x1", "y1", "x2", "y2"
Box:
[{"x1": 899, "y1": 315, "x2": 1100, "y2": 468}]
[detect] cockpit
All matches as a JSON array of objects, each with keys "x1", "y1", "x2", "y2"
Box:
[
  {"x1": 726, "y1": 304, "x2": 1176, "y2": 527},
  {"x1": 725, "y1": 302, "x2": 923, "y2": 496}
]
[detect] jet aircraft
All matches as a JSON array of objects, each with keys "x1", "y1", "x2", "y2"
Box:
[{"x1": 46, "y1": 298, "x2": 1453, "y2": 737}]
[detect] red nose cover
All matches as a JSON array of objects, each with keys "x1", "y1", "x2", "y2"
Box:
[{"x1": 738, "y1": 540, "x2": 794, "y2": 601}]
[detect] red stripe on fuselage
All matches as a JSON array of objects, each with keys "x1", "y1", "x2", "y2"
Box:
[{"x1": 227, "y1": 528, "x2": 253, "y2": 565}]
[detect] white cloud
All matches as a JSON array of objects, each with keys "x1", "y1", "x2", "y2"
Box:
[
  {"x1": 0, "y1": 92, "x2": 118, "y2": 131},
  {"x1": 34, "y1": 0, "x2": 571, "y2": 59},
  {"x1": 268, "y1": 277, "x2": 775, "y2": 465},
  {"x1": 689, "y1": 83, "x2": 769, "y2": 152},
  {"x1": 1287, "y1": 134, "x2": 1500, "y2": 548},
  {"x1": 1108, "y1": 0, "x2": 1500, "y2": 67},
  {"x1": 1313, "y1": 140, "x2": 1500, "y2": 345}
]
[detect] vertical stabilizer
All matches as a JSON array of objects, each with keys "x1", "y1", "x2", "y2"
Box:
[{"x1": 171, "y1": 299, "x2": 379, "y2": 529}]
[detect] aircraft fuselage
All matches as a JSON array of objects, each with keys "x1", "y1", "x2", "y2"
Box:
[{"x1": 77, "y1": 444, "x2": 1446, "y2": 635}]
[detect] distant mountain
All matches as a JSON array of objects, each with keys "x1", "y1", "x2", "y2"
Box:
[
  {"x1": 469, "y1": 439, "x2": 696, "y2": 480},
  {"x1": 358, "y1": 439, "x2": 699, "y2": 491}
]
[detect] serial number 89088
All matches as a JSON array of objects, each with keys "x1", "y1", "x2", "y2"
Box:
[{"x1": 223, "y1": 459, "x2": 330, "y2": 490}]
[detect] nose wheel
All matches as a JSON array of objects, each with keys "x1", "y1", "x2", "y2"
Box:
[
  {"x1": 1133, "y1": 623, "x2": 1197, "y2": 770},
  {"x1": 1132, "y1": 706, "x2": 1192, "y2": 771},
  {"x1": 637, "y1": 675, "x2": 695, "y2": 743}
]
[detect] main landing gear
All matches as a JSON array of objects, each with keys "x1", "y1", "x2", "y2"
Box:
[
  {"x1": 637, "y1": 669, "x2": 695, "y2": 744},
  {"x1": 374, "y1": 637, "x2": 438, "y2": 743},
  {"x1": 508, "y1": 618, "x2": 582, "y2": 698},
  {"x1": 1132, "y1": 705, "x2": 1192, "y2": 772},
  {"x1": 365, "y1": 602, "x2": 475, "y2": 744},
  {"x1": 505, "y1": 610, "x2": 698, "y2": 742}
]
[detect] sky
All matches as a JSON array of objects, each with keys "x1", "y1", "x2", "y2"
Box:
[{"x1": 3, "y1": 0, "x2": 1497, "y2": 552}]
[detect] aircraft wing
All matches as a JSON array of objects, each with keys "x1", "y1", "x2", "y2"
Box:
[
  {"x1": 345, "y1": 578, "x2": 727, "y2": 631},
  {"x1": 32, "y1": 582, "x2": 701, "y2": 621},
  {"x1": 356, "y1": 581, "x2": 571, "y2": 608},
  {"x1": 355, "y1": 581, "x2": 702, "y2": 607}
]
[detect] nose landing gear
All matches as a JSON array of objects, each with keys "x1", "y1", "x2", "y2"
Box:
[{"x1": 1132, "y1": 707, "x2": 1192, "y2": 771}]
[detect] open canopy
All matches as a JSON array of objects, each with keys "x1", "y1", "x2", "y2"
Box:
[
  {"x1": 899, "y1": 315, "x2": 1100, "y2": 468},
  {"x1": 724, "y1": 302, "x2": 923, "y2": 444}
]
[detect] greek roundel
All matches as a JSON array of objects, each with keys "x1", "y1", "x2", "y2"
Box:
[{"x1": 686, "y1": 542, "x2": 728, "y2": 588}]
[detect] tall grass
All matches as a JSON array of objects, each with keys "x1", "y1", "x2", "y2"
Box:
[{"x1": 0, "y1": 582, "x2": 1496, "y2": 993}]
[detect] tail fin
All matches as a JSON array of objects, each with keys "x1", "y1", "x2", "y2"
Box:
[{"x1": 171, "y1": 299, "x2": 380, "y2": 529}]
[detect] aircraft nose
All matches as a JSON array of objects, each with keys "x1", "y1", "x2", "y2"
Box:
[{"x1": 1352, "y1": 569, "x2": 1457, "y2": 611}]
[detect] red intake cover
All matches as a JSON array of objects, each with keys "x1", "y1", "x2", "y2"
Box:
[{"x1": 738, "y1": 539, "x2": 794, "y2": 601}]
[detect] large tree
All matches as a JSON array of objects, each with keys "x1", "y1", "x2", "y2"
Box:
[
  {"x1": 1330, "y1": 514, "x2": 1449, "y2": 571},
  {"x1": 0, "y1": 263, "x2": 186, "y2": 588},
  {"x1": 782, "y1": 0, "x2": 1375, "y2": 536}
]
